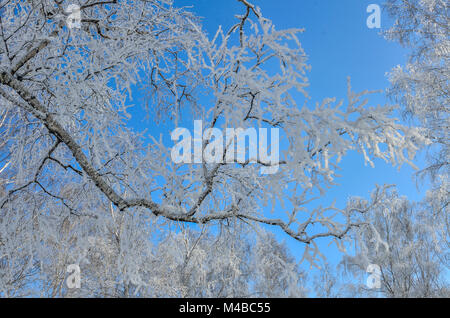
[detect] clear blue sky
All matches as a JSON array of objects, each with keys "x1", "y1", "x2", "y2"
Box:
[{"x1": 129, "y1": 0, "x2": 429, "y2": 290}]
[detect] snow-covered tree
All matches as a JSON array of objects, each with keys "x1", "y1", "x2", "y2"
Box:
[
  {"x1": 333, "y1": 0, "x2": 450, "y2": 298},
  {"x1": 342, "y1": 188, "x2": 449, "y2": 298},
  {"x1": 385, "y1": 0, "x2": 449, "y2": 183},
  {"x1": 0, "y1": 0, "x2": 427, "y2": 295},
  {"x1": 1, "y1": 202, "x2": 307, "y2": 297},
  {"x1": 312, "y1": 262, "x2": 344, "y2": 298}
]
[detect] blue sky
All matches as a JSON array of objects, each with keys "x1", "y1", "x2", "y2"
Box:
[{"x1": 129, "y1": 0, "x2": 429, "y2": 291}]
